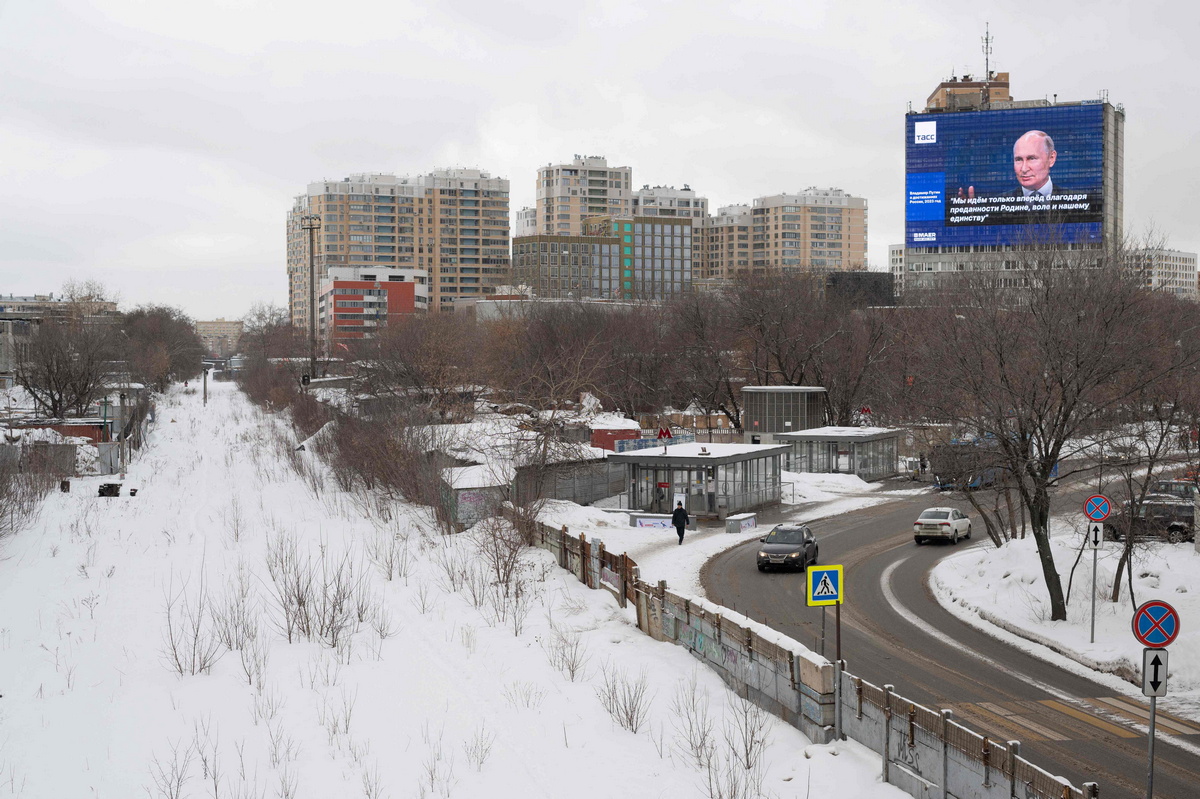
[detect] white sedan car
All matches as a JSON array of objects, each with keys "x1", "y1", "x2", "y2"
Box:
[{"x1": 913, "y1": 507, "x2": 972, "y2": 544}]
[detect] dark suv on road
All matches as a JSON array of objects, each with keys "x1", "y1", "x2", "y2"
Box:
[
  {"x1": 756, "y1": 524, "x2": 819, "y2": 572},
  {"x1": 1103, "y1": 497, "x2": 1195, "y2": 544}
]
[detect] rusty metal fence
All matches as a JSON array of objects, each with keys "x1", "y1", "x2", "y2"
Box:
[
  {"x1": 522, "y1": 516, "x2": 1099, "y2": 799},
  {"x1": 844, "y1": 672, "x2": 1096, "y2": 799}
]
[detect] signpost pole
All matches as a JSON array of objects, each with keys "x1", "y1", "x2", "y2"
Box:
[
  {"x1": 820, "y1": 607, "x2": 826, "y2": 657},
  {"x1": 835, "y1": 657, "x2": 843, "y2": 742},
  {"x1": 835, "y1": 602, "x2": 844, "y2": 741},
  {"x1": 1090, "y1": 544, "x2": 1098, "y2": 644},
  {"x1": 1147, "y1": 695, "x2": 1157, "y2": 799},
  {"x1": 836, "y1": 601, "x2": 842, "y2": 662},
  {"x1": 1084, "y1": 498, "x2": 1112, "y2": 646}
]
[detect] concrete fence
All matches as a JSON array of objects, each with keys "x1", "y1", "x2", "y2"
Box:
[{"x1": 527, "y1": 517, "x2": 1098, "y2": 799}]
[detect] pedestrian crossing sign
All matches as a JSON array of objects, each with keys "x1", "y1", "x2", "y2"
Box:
[{"x1": 807, "y1": 565, "x2": 844, "y2": 607}]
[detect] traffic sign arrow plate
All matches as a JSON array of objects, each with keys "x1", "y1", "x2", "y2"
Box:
[
  {"x1": 1087, "y1": 522, "x2": 1103, "y2": 549},
  {"x1": 1143, "y1": 647, "x2": 1169, "y2": 697}
]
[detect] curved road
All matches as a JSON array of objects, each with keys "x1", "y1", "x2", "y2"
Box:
[{"x1": 701, "y1": 490, "x2": 1200, "y2": 799}]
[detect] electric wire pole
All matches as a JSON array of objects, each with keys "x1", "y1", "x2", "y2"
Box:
[{"x1": 300, "y1": 214, "x2": 322, "y2": 379}]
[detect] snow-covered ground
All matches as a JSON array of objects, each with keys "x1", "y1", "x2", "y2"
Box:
[
  {"x1": 0, "y1": 382, "x2": 907, "y2": 799},
  {"x1": 538, "y1": 471, "x2": 909, "y2": 599},
  {"x1": 932, "y1": 518, "x2": 1200, "y2": 720}
]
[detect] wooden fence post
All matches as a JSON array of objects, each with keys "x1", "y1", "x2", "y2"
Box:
[
  {"x1": 579, "y1": 532, "x2": 589, "y2": 587},
  {"x1": 619, "y1": 553, "x2": 628, "y2": 609}
]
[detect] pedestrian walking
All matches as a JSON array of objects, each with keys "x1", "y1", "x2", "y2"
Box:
[
  {"x1": 671, "y1": 501, "x2": 689, "y2": 545},
  {"x1": 919, "y1": 453, "x2": 927, "y2": 476}
]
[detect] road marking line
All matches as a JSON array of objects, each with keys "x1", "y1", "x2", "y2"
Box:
[
  {"x1": 882, "y1": 556, "x2": 1200, "y2": 758},
  {"x1": 1091, "y1": 697, "x2": 1200, "y2": 735},
  {"x1": 976, "y1": 701, "x2": 1072, "y2": 741},
  {"x1": 1009, "y1": 715, "x2": 1071, "y2": 742},
  {"x1": 951, "y1": 704, "x2": 1045, "y2": 741},
  {"x1": 1038, "y1": 700, "x2": 1139, "y2": 738}
]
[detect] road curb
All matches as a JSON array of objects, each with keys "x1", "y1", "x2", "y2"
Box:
[{"x1": 928, "y1": 555, "x2": 1141, "y2": 686}]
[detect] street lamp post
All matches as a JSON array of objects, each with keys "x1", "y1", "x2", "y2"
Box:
[{"x1": 300, "y1": 214, "x2": 322, "y2": 379}]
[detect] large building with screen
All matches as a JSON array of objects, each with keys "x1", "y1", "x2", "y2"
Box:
[{"x1": 900, "y1": 73, "x2": 1124, "y2": 292}]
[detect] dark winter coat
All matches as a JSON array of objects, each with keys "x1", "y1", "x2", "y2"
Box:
[{"x1": 671, "y1": 507, "x2": 689, "y2": 528}]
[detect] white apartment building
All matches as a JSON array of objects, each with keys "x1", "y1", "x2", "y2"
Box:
[
  {"x1": 1137, "y1": 249, "x2": 1198, "y2": 298},
  {"x1": 514, "y1": 206, "x2": 537, "y2": 238},
  {"x1": 889, "y1": 244, "x2": 905, "y2": 294},
  {"x1": 534, "y1": 155, "x2": 634, "y2": 235},
  {"x1": 632, "y1": 184, "x2": 709, "y2": 222}
]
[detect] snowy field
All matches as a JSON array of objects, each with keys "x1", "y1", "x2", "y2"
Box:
[
  {"x1": 0, "y1": 382, "x2": 906, "y2": 799},
  {"x1": 932, "y1": 519, "x2": 1200, "y2": 719}
]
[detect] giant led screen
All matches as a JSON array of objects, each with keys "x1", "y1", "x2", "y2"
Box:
[{"x1": 905, "y1": 104, "x2": 1105, "y2": 248}]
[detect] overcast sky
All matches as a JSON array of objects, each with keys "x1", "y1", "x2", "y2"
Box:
[{"x1": 1, "y1": 0, "x2": 1197, "y2": 320}]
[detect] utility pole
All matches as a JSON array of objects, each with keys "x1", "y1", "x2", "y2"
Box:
[{"x1": 301, "y1": 214, "x2": 322, "y2": 379}]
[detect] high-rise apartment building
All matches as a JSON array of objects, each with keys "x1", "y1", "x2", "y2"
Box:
[
  {"x1": 287, "y1": 169, "x2": 510, "y2": 327},
  {"x1": 700, "y1": 205, "x2": 753, "y2": 280},
  {"x1": 901, "y1": 71, "x2": 1124, "y2": 293},
  {"x1": 747, "y1": 189, "x2": 867, "y2": 273},
  {"x1": 534, "y1": 155, "x2": 634, "y2": 235}
]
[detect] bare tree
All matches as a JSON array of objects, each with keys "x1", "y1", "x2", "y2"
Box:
[
  {"x1": 808, "y1": 298, "x2": 895, "y2": 427},
  {"x1": 123, "y1": 305, "x2": 205, "y2": 392},
  {"x1": 907, "y1": 236, "x2": 1200, "y2": 620},
  {"x1": 727, "y1": 272, "x2": 828, "y2": 387},
  {"x1": 667, "y1": 293, "x2": 744, "y2": 435},
  {"x1": 16, "y1": 316, "x2": 118, "y2": 418},
  {"x1": 240, "y1": 303, "x2": 304, "y2": 362},
  {"x1": 484, "y1": 302, "x2": 611, "y2": 539},
  {"x1": 353, "y1": 313, "x2": 481, "y2": 421}
]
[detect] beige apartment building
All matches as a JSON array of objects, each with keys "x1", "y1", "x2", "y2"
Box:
[
  {"x1": 195, "y1": 318, "x2": 244, "y2": 357},
  {"x1": 743, "y1": 188, "x2": 867, "y2": 275},
  {"x1": 534, "y1": 155, "x2": 634, "y2": 235},
  {"x1": 287, "y1": 169, "x2": 510, "y2": 327},
  {"x1": 700, "y1": 204, "x2": 753, "y2": 280}
]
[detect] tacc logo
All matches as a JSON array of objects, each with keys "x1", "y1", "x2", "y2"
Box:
[{"x1": 914, "y1": 121, "x2": 936, "y2": 144}]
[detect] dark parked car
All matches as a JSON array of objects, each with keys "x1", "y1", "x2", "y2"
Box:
[
  {"x1": 1149, "y1": 479, "x2": 1198, "y2": 502},
  {"x1": 1104, "y1": 498, "x2": 1195, "y2": 544},
  {"x1": 757, "y1": 524, "x2": 819, "y2": 572}
]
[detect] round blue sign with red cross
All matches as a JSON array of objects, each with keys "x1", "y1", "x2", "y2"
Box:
[
  {"x1": 1132, "y1": 600, "x2": 1180, "y2": 648},
  {"x1": 1084, "y1": 495, "x2": 1112, "y2": 522}
]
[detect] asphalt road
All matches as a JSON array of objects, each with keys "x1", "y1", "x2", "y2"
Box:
[{"x1": 700, "y1": 487, "x2": 1200, "y2": 799}]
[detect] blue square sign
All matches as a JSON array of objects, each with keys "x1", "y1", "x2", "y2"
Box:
[{"x1": 807, "y1": 565, "x2": 843, "y2": 607}]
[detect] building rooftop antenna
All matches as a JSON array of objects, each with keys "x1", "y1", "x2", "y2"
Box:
[{"x1": 981, "y1": 22, "x2": 993, "y2": 81}]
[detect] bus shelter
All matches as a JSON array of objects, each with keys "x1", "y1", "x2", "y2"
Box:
[
  {"x1": 607, "y1": 442, "x2": 789, "y2": 517},
  {"x1": 776, "y1": 426, "x2": 900, "y2": 481}
]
